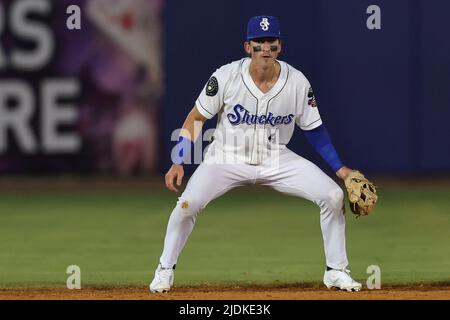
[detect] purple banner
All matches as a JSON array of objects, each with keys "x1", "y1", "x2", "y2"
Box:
[{"x1": 0, "y1": 0, "x2": 163, "y2": 175}]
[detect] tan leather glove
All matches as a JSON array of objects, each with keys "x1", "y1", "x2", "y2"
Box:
[{"x1": 344, "y1": 170, "x2": 378, "y2": 217}]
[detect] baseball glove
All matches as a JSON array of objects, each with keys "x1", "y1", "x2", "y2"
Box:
[{"x1": 344, "y1": 170, "x2": 378, "y2": 217}]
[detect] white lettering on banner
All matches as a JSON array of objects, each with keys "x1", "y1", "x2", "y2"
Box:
[
  {"x1": 0, "y1": 4, "x2": 5, "y2": 68},
  {"x1": 0, "y1": 0, "x2": 82, "y2": 155},
  {"x1": 42, "y1": 80, "x2": 81, "y2": 153},
  {"x1": 0, "y1": 81, "x2": 36, "y2": 153},
  {"x1": 0, "y1": 79, "x2": 81, "y2": 154},
  {"x1": 10, "y1": 0, "x2": 54, "y2": 71}
]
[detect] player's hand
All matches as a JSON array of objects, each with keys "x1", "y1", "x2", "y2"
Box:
[{"x1": 165, "y1": 164, "x2": 184, "y2": 193}]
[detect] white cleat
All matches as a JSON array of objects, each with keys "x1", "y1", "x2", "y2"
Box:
[
  {"x1": 323, "y1": 268, "x2": 362, "y2": 292},
  {"x1": 149, "y1": 263, "x2": 175, "y2": 293}
]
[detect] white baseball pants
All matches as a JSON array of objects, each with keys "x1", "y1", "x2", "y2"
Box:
[{"x1": 158, "y1": 146, "x2": 348, "y2": 270}]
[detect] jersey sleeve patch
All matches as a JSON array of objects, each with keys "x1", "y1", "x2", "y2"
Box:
[
  {"x1": 205, "y1": 76, "x2": 219, "y2": 96},
  {"x1": 307, "y1": 87, "x2": 317, "y2": 108}
]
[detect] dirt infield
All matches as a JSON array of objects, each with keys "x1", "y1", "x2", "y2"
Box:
[{"x1": 1, "y1": 285, "x2": 450, "y2": 300}]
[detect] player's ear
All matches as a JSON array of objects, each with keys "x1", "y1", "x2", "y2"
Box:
[{"x1": 244, "y1": 41, "x2": 252, "y2": 57}]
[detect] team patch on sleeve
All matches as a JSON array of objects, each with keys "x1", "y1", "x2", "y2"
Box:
[
  {"x1": 205, "y1": 76, "x2": 218, "y2": 96},
  {"x1": 307, "y1": 87, "x2": 317, "y2": 108}
]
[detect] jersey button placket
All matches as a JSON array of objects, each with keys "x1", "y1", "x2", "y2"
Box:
[
  {"x1": 260, "y1": 98, "x2": 270, "y2": 163},
  {"x1": 249, "y1": 98, "x2": 261, "y2": 165},
  {"x1": 254, "y1": 98, "x2": 267, "y2": 165}
]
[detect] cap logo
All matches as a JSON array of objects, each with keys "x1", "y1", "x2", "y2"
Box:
[{"x1": 260, "y1": 17, "x2": 270, "y2": 31}]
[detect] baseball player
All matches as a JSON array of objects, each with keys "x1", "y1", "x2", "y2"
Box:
[{"x1": 150, "y1": 15, "x2": 363, "y2": 292}]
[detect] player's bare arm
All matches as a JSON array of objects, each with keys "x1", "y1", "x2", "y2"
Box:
[{"x1": 165, "y1": 106, "x2": 207, "y2": 193}]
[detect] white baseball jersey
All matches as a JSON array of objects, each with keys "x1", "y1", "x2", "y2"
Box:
[
  {"x1": 157, "y1": 58, "x2": 349, "y2": 273},
  {"x1": 195, "y1": 57, "x2": 322, "y2": 165}
]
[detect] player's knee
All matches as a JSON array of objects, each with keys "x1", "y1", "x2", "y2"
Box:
[
  {"x1": 325, "y1": 187, "x2": 344, "y2": 211},
  {"x1": 175, "y1": 196, "x2": 204, "y2": 218}
]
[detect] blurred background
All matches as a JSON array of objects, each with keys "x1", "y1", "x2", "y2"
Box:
[
  {"x1": 0, "y1": 0, "x2": 449, "y2": 289},
  {"x1": 0, "y1": 0, "x2": 449, "y2": 177}
]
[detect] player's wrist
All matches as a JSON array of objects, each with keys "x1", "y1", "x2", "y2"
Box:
[
  {"x1": 171, "y1": 164, "x2": 184, "y2": 169},
  {"x1": 336, "y1": 166, "x2": 351, "y2": 180}
]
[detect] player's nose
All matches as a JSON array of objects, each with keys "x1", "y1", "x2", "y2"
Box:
[{"x1": 261, "y1": 42, "x2": 271, "y2": 52}]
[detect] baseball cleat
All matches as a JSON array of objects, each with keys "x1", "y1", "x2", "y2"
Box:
[
  {"x1": 149, "y1": 263, "x2": 175, "y2": 293},
  {"x1": 323, "y1": 268, "x2": 362, "y2": 292}
]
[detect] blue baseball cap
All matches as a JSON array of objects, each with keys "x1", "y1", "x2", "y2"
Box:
[{"x1": 246, "y1": 15, "x2": 281, "y2": 41}]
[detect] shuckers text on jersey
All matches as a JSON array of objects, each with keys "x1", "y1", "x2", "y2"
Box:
[{"x1": 227, "y1": 104, "x2": 294, "y2": 126}]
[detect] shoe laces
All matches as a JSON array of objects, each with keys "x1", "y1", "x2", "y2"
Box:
[
  {"x1": 327, "y1": 267, "x2": 351, "y2": 278},
  {"x1": 331, "y1": 268, "x2": 351, "y2": 274},
  {"x1": 156, "y1": 264, "x2": 173, "y2": 282},
  {"x1": 336, "y1": 268, "x2": 357, "y2": 283}
]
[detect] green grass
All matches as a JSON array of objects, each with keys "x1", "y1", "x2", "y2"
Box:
[{"x1": 0, "y1": 183, "x2": 449, "y2": 288}]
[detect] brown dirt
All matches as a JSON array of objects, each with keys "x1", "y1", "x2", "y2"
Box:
[{"x1": 1, "y1": 285, "x2": 450, "y2": 300}]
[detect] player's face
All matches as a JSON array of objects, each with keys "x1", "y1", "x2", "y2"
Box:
[{"x1": 245, "y1": 37, "x2": 281, "y2": 66}]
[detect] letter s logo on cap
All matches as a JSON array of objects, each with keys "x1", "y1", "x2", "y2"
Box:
[{"x1": 260, "y1": 18, "x2": 270, "y2": 31}]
